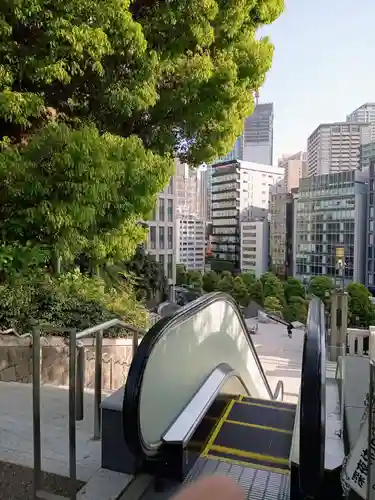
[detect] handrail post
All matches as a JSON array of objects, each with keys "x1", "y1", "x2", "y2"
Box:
[
  {"x1": 132, "y1": 327, "x2": 139, "y2": 359},
  {"x1": 69, "y1": 329, "x2": 77, "y2": 500},
  {"x1": 76, "y1": 344, "x2": 85, "y2": 421},
  {"x1": 94, "y1": 329, "x2": 103, "y2": 440},
  {"x1": 32, "y1": 325, "x2": 42, "y2": 500}
]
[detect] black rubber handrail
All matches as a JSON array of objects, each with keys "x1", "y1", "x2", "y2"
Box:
[
  {"x1": 122, "y1": 292, "x2": 273, "y2": 459},
  {"x1": 299, "y1": 296, "x2": 326, "y2": 499}
]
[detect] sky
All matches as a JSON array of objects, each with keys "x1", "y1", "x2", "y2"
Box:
[{"x1": 258, "y1": 0, "x2": 375, "y2": 163}]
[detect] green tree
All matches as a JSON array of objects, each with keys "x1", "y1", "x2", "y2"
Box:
[
  {"x1": 261, "y1": 272, "x2": 284, "y2": 303},
  {"x1": 0, "y1": 0, "x2": 283, "y2": 272},
  {"x1": 283, "y1": 296, "x2": 308, "y2": 324},
  {"x1": 187, "y1": 270, "x2": 202, "y2": 290},
  {"x1": 309, "y1": 276, "x2": 333, "y2": 306},
  {"x1": 232, "y1": 276, "x2": 250, "y2": 307},
  {"x1": 217, "y1": 274, "x2": 234, "y2": 295},
  {"x1": 264, "y1": 296, "x2": 283, "y2": 317},
  {"x1": 347, "y1": 283, "x2": 375, "y2": 327},
  {"x1": 176, "y1": 264, "x2": 188, "y2": 286},
  {"x1": 202, "y1": 270, "x2": 219, "y2": 293},
  {"x1": 248, "y1": 279, "x2": 264, "y2": 306},
  {"x1": 284, "y1": 276, "x2": 305, "y2": 303},
  {"x1": 239, "y1": 272, "x2": 256, "y2": 289}
]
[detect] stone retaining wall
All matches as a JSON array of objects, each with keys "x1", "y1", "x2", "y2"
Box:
[{"x1": 0, "y1": 335, "x2": 136, "y2": 391}]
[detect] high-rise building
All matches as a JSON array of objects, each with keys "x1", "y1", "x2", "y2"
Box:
[
  {"x1": 347, "y1": 102, "x2": 375, "y2": 143},
  {"x1": 243, "y1": 103, "x2": 274, "y2": 165},
  {"x1": 214, "y1": 102, "x2": 274, "y2": 166},
  {"x1": 361, "y1": 142, "x2": 375, "y2": 171},
  {"x1": 176, "y1": 218, "x2": 205, "y2": 271},
  {"x1": 307, "y1": 122, "x2": 370, "y2": 176},
  {"x1": 293, "y1": 170, "x2": 367, "y2": 286},
  {"x1": 269, "y1": 180, "x2": 291, "y2": 277},
  {"x1": 210, "y1": 160, "x2": 283, "y2": 271},
  {"x1": 145, "y1": 177, "x2": 177, "y2": 284},
  {"x1": 175, "y1": 160, "x2": 207, "y2": 220},
  {"x1": 175, "y1": 160, "x2": 207, "y2": 270},
  {"x1": 240, "y1": 219, "x2": 269, "y2": 278},
  {"x1": 278, "y1": 151, "x2": 307, "y2": 191}
]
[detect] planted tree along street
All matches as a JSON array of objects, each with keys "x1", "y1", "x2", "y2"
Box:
[
  {"x1": 0, "y1": 0, "x2": 283, "y2": 334},
  {"x1": 176, "y1": 265, "x2": 375, "y2": 328}
]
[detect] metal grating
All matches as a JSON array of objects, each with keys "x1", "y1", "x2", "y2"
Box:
[{"x1": 183, "y1": 458, "x2": 290, "y2": 500}]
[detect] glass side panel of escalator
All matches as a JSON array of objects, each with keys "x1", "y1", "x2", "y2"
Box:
[{"x1": 139, "y1": 295, "x2": 271, "y2": 448}]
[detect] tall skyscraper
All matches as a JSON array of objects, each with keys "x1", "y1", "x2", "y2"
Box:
[
  {"x1": 242, "y1": 102, "x2": 274, "y2": 165},
  {"x1": 307, "y1": 122, "x2": 370, "y2": 176},
  {"x1": 214, "y1": 102, "x2": 274, "y2": 165}
]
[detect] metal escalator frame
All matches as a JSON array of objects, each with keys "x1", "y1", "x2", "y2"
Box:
[
  {"x1": 122, "y1": 292, "x2": 273, "y2": 460},
  {"x1": 299, "y1": 295, "x2": 326, "y2": 498},
  {"x1": 162, "y1": 363, "x2": 250, "y2": 446}
]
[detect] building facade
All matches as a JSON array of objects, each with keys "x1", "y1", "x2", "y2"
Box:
[
  {"x1": 360, "y1": 142, "x2": 375, "y2": 171},
  {"x1": 145, "y1": 177, "x2": 176, "y2": 284},
  {"x1": 176, "y1": 218, "x2": 205, "y2": 271},
  {"x1": 213, "y1": 102, "x2": 274, "y2": 166},
  {"x1": 210, "y1": 160, "x2": 283, "y2": 271},
  {"x1": 278, "y1": 151, "x2": 307, "y2": 191},
  {"x1": 242, "y1": 103, "x2": 274, "y2": 165},
  {"x1": 269, "y1": 181, "x2": 291, "y2": 277},
  {"x1": 175, "y1": 160, "x2": 207, "y2": 220},
  {"x1": 347, "y1": 102, "x2": 375, "y2": 144},
  {"x1": 293, "y1": 170, "x2": 367, "y2": 287},
  {"x1": 307, "y1": 122, "x2": 370, "y2": 177},
  {"x1": 240, "y1": 219, "x2": 268, "y2": 278},
  {"x1": 366, "y1": 160, "x2": 375, "y2": 291}
]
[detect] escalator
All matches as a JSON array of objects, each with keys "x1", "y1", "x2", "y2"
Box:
[
  {"x1": 202, "y1": 396, "x2": 296, "y2": 474},
  {"x1": 119, "y1": 292, "x2": 328, "y2": 500}
]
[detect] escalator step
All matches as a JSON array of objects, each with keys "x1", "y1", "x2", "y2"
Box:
[
  {"x1": 228, "y1": 402, "x2": 295, "y2": 432},
  {"x1": 240, "y1": 396, "x2": 296, "y2": 412},
  {"x1": 206, "y1": 449, "x2": 289, "y2": 474},
  {"x1": 210, "y1": 421, "x2": 292, "y2": 463}
]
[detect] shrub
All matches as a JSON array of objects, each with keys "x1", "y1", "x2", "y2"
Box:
[{"x1": 0, "y1": 270, "x2": 149, "y2": 336}]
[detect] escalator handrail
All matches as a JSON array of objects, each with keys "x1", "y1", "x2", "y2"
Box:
[
  {"x1": 122, "y1": 291, "x2": 273, "y2": 459},
  {"x1": 299, "y1": 295, "x2": 326, "y2": 498}
]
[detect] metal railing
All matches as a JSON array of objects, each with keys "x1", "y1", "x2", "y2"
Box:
[{"x1": 30, "y1": 319, "x2": 146, "y2": 500}]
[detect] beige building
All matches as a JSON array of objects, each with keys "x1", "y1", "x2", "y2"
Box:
[
  {"x1": 278, "y1": 151, "x2": 307, "y2": 191},
  {"x1": 307, "y1": 121, "x2": 370, "y2": 176}
]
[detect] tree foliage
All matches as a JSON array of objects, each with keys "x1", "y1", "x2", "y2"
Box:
[
  {"x1": 0, "y1": 0, "x2": 283, "y2": 272},
  {"x1": 202, "y1": 270, "x2": 219, "y2": 293},
  {"x1": 264, "y1": 296, "x2": 283, "y2": 316},
  {"x1": 260, "y1": 272, "x2": 284, "y2": 304},
  {"x1": 347, "y1": 283, "x2": 375, "y2": 327},
  {"x1": 283, "y1": 296, "x2": 308, "y2": 324},
  {"x1": 284, "y1": 276, "x2": 305, "y2": 303}
]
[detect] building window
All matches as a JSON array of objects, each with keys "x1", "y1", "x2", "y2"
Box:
[
  {"x1": 150, "y1": 227, "x2": 156, "y2": 249},
  {"x1": 168, "y1": 227, "x2": 173, "y2": 249},
  {"x1": 159, "y1": 254, "x2": 165, "y2": 270},
  {"x1": 159, "y1": 198, "x2": 165, "y2": 221},
  {"x1": 159, "y1": 226, "x2": 165, "y2": 249},
  {"x1": 167, "y1": 199, "x2": 173, "y2": 221},
  {"x1": 167, "y1": 255, "x2": 173, "y2": 279}
]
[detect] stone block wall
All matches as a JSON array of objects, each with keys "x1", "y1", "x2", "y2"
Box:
[{"x1": 0, "y1": 335, "x2": 136, "y2": 391}]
